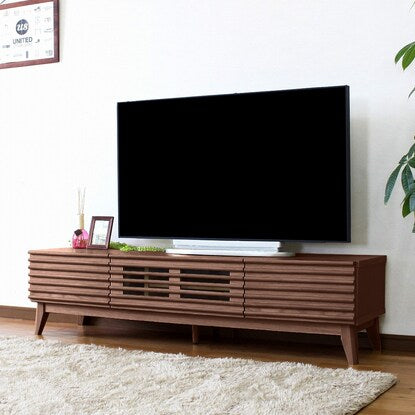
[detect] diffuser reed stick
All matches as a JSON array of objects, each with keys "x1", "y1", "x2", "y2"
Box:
[{"x1": 77, "y1": 188, "x2": 86, "y2": 229}]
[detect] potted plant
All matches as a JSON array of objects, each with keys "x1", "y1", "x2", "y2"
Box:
[{"x1": 384, "y1": 42, "x2": 415, "y2": 231}]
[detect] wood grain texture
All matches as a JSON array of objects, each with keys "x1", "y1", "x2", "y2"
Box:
[
  {"x1": 34, "y1": 303, "x2": 49, "y2": 335},
  {"x1": 29, "y1": 251, "x2": 110, "y2": 307},
  {"x1": 43, "y1": 303, "x2": 343, "y2": 335},
  {"x1": 29, "y1": 248, "x2": 109, "y2": 257},
  {"x1": 356, "y1": 262, "x2": 386, "y2": 325},
  {"x1": 192, "y1": 325, "x2": 199, "y2": 344},
  {"x1": 341, "y1": 325, "x2": 359, "y2": 365},
  {"x1": 244, "y1": 253, "x2": 386, "y2": 267},
  {"x1": 109, "y1": 255, "x2": 244, "y2": 317},
  {"x1": 367, "y1": 318, "x2": 382, "y2": 351},
  {"x1": 244, "y1": 260, "x2": 357, "y2": 324}
]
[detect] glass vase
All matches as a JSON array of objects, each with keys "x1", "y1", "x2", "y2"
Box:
[{"x1": 72, "y1": 213, "x2": 89, "y2": 249}]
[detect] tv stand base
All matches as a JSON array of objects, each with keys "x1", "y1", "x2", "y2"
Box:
[
  {"x1": 29, "y1": 248, "x2": 386, "y2": 365},
  {"x1": 34, "y1": 302, "x2": 381, "y2": 366}
]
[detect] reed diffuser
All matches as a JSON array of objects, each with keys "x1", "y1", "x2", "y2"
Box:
[{"x1": 71, "y1": 188, "x2": 89, "y2": 249}]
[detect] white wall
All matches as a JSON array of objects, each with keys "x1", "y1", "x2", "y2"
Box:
[{"x1": 1, "y1": 0, "x2": 415, "y2": 335}]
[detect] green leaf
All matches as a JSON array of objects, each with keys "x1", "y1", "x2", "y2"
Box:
[
  {"x1": 401, "y1": 44, "x2": 415, "y2": 69},
  {"x1": 408, "y1": 157, "x2": 415, "y2": 168},
  {"x1": 407, "y1": 142, "x2": 415, "y2": 158},
  {"x1": 399, "y1": 154, "x2": 408, "y2": 164},
  {"x1": 402, "y1": 165, "x2": 414, "y2": 194},
  {"x1": 385, "y1": 164, "x2": 403, "y2": 204},
  {"x1": 402, "y1": 195, "x2": 411, "y2": 217},
  {"x1": 409, "y1": 192, "x2": 415, "y2": 211},
  {"x1": 395, "y1": 42, "x2": 415, "y2": 64}
]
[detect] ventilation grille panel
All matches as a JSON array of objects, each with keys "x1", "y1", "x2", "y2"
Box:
[{"x1": 110, "y1": 257, "x2": 244, "y2": 317}]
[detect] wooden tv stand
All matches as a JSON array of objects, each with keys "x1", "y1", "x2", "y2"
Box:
[{"x1": 28, "y1": 248, "x2": 386, "y2": 365}]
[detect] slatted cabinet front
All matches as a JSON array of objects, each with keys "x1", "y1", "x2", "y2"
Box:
[
  {"x1": 109, "y1": 253, "x2": 244, "y2": 317},
  {"x1": 29, "y1": 250, "x2": 386, "y2": 328},
  {"x1": 29, "y1": 250, "x2": 110, "y2": 307},
  {"x1": 244, "y1": 257, "x2": 356, "y2": 324}
]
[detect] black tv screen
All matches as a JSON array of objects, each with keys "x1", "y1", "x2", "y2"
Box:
[{"x1": 117, "y1": 85, "x2": 350, "y2": 242}]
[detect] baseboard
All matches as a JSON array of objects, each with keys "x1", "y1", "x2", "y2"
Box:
[
  {"x1": 379, "y1": 334, "x2": 415, "y2": 352},
  {"x1": 0, "y1": 305, "x2": 77, "y2": 323},
  {"x1": 1, "y1": 305, "x2": 414, "y2": 352}
]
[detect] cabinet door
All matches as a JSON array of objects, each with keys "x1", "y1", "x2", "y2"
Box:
[
  {"x1": 109, "y1": 253, "x2": 244, "y2": 317},
  {"x1": 244, "y1": 258, "x2": 356, "y2": 324},
  {"x1": 29, "y1": 250, "x2": 110, "y2": 307}
]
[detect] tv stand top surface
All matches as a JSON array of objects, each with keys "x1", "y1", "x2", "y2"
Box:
[{"x1": 28, "y1": 248, "x2": 386, "y2": 267}]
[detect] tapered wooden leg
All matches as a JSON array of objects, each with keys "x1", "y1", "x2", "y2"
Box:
[
  {"x1": 34, "y1": 303, "x2": 49, "y2": 335},
  {"x1": 366, "y1": 317, "x2": 381, "y2": 351},
  {"x1": 341, "y1": 325, "x2": 359, "y2": 365},
  {"x1": 192, "y1": 325, "x2": 199, "y2": 344}
]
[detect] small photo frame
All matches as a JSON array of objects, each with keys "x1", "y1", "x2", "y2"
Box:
[{"x1": 87, "y1": 216, "x2": 114, "y2": 249}]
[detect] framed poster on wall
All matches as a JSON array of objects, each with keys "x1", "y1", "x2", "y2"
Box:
[{"x1": 0, "y1": 0, "x2": 59, "y2": 69}]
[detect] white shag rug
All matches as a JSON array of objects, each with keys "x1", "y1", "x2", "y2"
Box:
[{"x1": 0, "y1": 336, "x2": 396, "y2": 415}]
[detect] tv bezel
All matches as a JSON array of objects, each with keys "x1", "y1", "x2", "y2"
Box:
[{"x1": 117, "y1": 85, "x2": 351, "y2": 243}]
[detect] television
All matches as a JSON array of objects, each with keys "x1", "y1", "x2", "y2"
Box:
[{"x1": 117, "y1": 85, "x2": 350, "y2": 254}]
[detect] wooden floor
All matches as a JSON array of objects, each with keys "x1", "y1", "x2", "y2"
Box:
[{"x1": 0, "y1": 317, "x2": 414, "y2": 414}]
